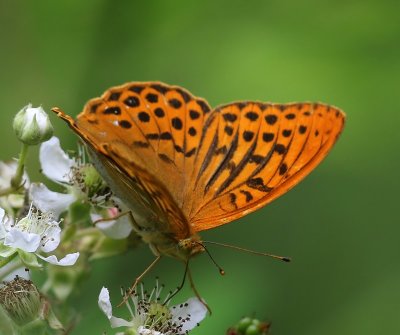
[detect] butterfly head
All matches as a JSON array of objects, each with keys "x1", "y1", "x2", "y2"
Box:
[
  {"x1": 178, "y1": 236, "x2": 205, "y2": 257},
  {"x1": 151, "y1": 235, "x2": 204, "y2": 262}
]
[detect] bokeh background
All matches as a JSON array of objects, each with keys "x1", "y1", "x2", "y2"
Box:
[{"x1": 1, "y1": 0, "x2": 400, "y2": 334}]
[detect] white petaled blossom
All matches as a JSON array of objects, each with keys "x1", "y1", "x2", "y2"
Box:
[
  {"x1": 29, "y1": 136, "x2": 104, "y2": 218},
  {"x1": 30, "y1": 137, "x2": 132, "y2": 239},
  {"x1": 91, "y1": 203, "x2": 133, "y2": 239},
  {"x1": 0, "y1": 205, "x2": 79, "y2": 266},
  {"x1": 13, "y1": 104, "x2": 53, "y2": 145},
  {"x1": 0, "y1": 160, "x2": 29, "y2": 213},
  {"x1": 98, "y1": 280, "x2": 207, "y2": 335}
]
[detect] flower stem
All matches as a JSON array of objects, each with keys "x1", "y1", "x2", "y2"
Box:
[{"x1": 11, "y1": 143, "x2": 29, "y2": 190}]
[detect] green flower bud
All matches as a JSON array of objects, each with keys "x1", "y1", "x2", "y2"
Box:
[
  {"x1": 231, "y1": 317, "x2": 271, "y2": 335},
  {"x1": 13, "y1": 104, "x2": 53, "y2": 145},
  {"x1": 0, "y1": 277, "x2": 41, "y2": 326},
  {"x1": 245, "y1": 324, "x2": 260, "y2": 335},
  {"x1": 237, "y1": 317, "x2": 253, "y2": 333}
]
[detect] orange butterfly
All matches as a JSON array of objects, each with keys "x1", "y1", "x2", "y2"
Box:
[{"x1": 53, "y1": 81, "x2": 345, "y2": 282}]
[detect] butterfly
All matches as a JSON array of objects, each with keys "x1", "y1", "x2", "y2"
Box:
[{"x1": 52, "y1": 81, "x2": 345, "y2": 277}]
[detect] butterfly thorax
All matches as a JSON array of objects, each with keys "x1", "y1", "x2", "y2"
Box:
[{"x1": 140, "y1": 229, "x2": 204, "y2": 261}]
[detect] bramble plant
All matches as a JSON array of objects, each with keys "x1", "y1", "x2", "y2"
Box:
[
  {"x1": 0, "y1": 106, "x2": 188, "y2": 335},
  {"x1": 0, "y1": 105, "x2": 272, "y2": 334}
]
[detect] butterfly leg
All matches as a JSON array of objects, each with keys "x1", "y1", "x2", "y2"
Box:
[
  {"x1": 118, "y1": 255, "x2": 162, "y2": 307},
  {"x1": 92, "y1": 210, "x2": 132, "y2": 225},
  {"x1": 188, "y1": 267, "x2": 212, "y2": 314},
  {"x1": 93, "y1": 210, "x2": 146, "y2": 235},
  {"x1": 163, "y1": 261, "x2": 189, "y2": 305}
]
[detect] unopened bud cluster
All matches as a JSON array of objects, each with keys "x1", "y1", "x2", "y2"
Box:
[
  {"x1": 227, "y1": 316, "x2": 271, "y2": 335},
  {"x1": 0, "y1": 276, "x2": 41, "y2": 326}
]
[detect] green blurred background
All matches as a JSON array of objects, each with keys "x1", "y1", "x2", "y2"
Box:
[{"x1": 1, "y1": 0, "x2": 400, "y2": 334}]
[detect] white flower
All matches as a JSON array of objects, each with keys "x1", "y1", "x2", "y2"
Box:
[
  {"x1": 0, "y1": 205, "x2": 79, "y2": 266},
  {"x1": 98, "y1": 280, "x2": 207, "y2": 335},
  {"x1": 31, "y1": 136, "x2": 133, "y2": 238},
  {"x1": 0, "y1": 160, "x2": 30, "y2": 212},
  {"x1": 91, "y1": 201, "x2": 133, "y2": 239},
  {"x1": 13, "y1": 104, "x2": 53, "y2": 145}
]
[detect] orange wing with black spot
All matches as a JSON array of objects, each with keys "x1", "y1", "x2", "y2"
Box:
[
  {"x1": 187, "y1": 102, "x2": 345, "y2": 231},
  {"x1": 53, "y1": 82, "x2": 345, "y2": 236}
]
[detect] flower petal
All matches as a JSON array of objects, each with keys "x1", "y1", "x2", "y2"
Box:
[
  {"x1": 98, "y1": 287, "x2": 133, "y2": 328},
  {"x1": 0, "y1": 207, "x2": 5, "y2": 222},
  {"x1": 39, "y1": 137, "x2": 75, "y2": 184},
  {"x1": 30, "y1": 183, "x2": 76, "y2": 218},
  {"x1": 94, "y1": 213, "x2": 133, "y2": 239},
  {"x1": 4, "y1": 228, "x2": 41, "y2": 252},
  {"x1": 37, "y1": 252, "x2": 80, "y2": 266},
  {"x1": 39, "y1": 225, "x2": 61, "y2": 253},
  {"x1": 0, "y1": 160, "x2": 29, "y2": 190},
  {"x1": 138, "y1": 326, "x2": 163, "y2": 335},
  {"x1": 0, "y1": 261, "x2": 30, "y2": 281},
  {"x1": 98, "y1": 287, "x2": 113, "y2": 318},
  {"x1": 171, "y1": 298, "x2": 207, "y2": 333}
]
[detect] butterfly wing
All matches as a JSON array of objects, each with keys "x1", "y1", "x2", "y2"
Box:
[
  {"x1": 52, "y1": 82, "x2": 214, "y2": 239},
  {"x1": 53, "y1": 82, "x2": 345, "y2": 237},
  {"x1": 187, "y1": 102, "x2": 345, "y2": 231}
]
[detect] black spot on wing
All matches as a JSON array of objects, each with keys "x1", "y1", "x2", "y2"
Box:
[
  {"x1": 245, "y1": 111, "x2": 259, "y2": 121},
  {"x1": 145, "y1": 93, "x2": 158, "y2": 103},
  {"x1": 240, "y1": 189, "x2": 253, "y2": 202},
  {"x1": 103, "y1": 107, "x2": 121, "y2": 115},
  {"x1": 229, "y1": 193, "x2": 238, "y2": 209},
  {"x1": 138, "y1": 111, "x2": 150, "y2": 122},
  {"x1": 223, "y1": 113, "x2": 237, "y2": 122},
  {"x1": 129, "y1": 85, "x2": 145, "y2": 94},
  {"x1": 176, "y1": 88, "x2": 192, "y2": 103},
  {"x1": 168, "y1": 98, "x2": 182, "y2": 109},
  {"x1": 265, "y1": 114, "x2": 277, "y2": 125},
  {"x1": 196, "y1": 99, "x2": 210, "y2": 114},
  {"x1": 154, "y1": 108, "x2": 165, "y2": 118},
  {"x1": 90, "y1": 103, "x2": 100, "y2": 114},
  {"x1": 133, "y1": 141, "x2": 150, "y2": 148},
  {"x1": 190, "y1": 110, "x2": 200, "y2": 120},
  {"x1": 108, "y1": 92, "x2": 121, "y2": 101},
  {"x1": 119, "y1": 120, "x2": 132, "y2": 129},
  {"x1": 151, "y1": 84, "x2": 169, "y2": 94},
  {"x1": 124, "y1": 96, "x2": 141, "y2": 108},
  {"x1": 246, "y1": 177, "x2": 272, "y2": 192}
]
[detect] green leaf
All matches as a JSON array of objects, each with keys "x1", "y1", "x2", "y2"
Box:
[
  {"x1": 17, "y1": 250, "x2": 42, "y2": 269},
  {"x1": 40, "y1": 299, "x2": 64, "y2": 331},
  {"x1": 43, "y1": 259, "x2": 90, "y2": 301},
  {"x1": 45, "y1": 308, "x2": 64, "y2": 331},
  {"x1": 19, "y1": 319, "x2": 48, "y2": 335},
  {"x1": 67, "y1": 200, "x2": 91, "y2": 227},
  {"x1": 89, "y1": 235, "x2": 129, "y2": 260},
  {"x1": 0, "y1": 306, "x2": 17, "y2": 335},
  {"x1": 0, "y1": 244, "x2": 17, "y2": 258}
]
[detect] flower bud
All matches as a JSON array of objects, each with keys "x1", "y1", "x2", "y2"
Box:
[
  {"x1": 0, "y1": 277, "x2": 41, "y2": 326},
  {"x1": 228, "y1": 317, "x2": 271, "y2": 335},
  {"x1": 13, "y1": 104, "x2": 53, "y2": 145}
]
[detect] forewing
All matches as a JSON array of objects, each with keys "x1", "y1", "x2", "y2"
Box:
[{"x1": 53, "y1": 82, "x2": 213, "y2": 239}]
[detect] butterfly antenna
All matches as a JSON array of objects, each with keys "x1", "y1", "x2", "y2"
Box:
[
  {"x1": 196, "y1": 242, "x2": 225, "y2": 275},
  {"x1": 202, "y1": 241, "x2": 291, "y2": 262}
]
